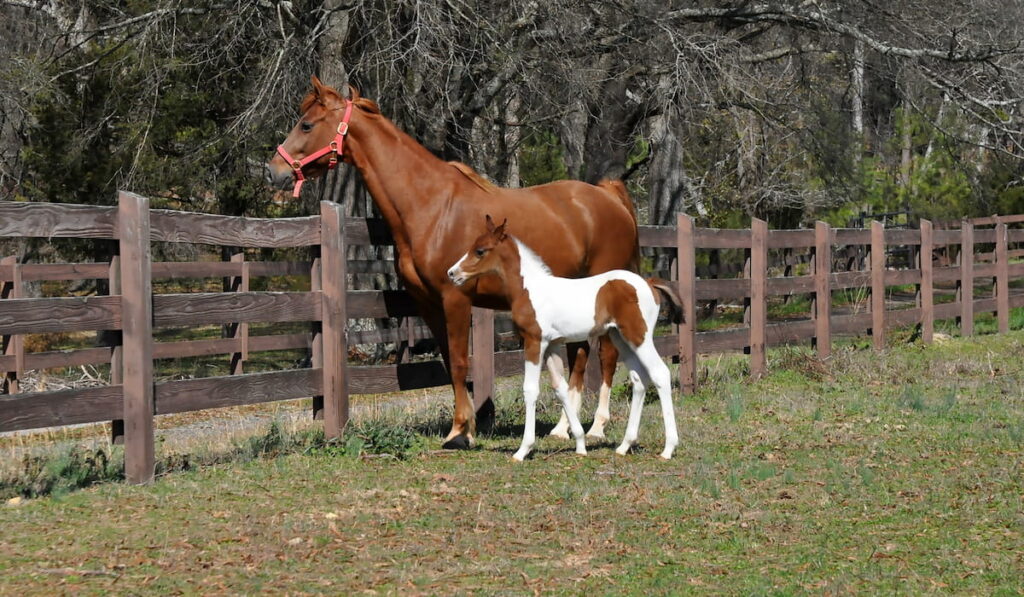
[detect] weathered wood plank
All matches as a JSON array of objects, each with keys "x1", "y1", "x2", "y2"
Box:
[
  {"x1": 471, "y1": 307, "x2": 495, "y2": 410},
  {"x1": 871, "y1": 221, "x2": 885, "y2": 351},
  {"x1": 767, "y1": 229, "x2": 815, "y2": 249},
  {"x1": 0, "y1": 202, "x2": 118, "y2": 239},
  {"x1": 678, "y1": 215, "x2": 697, "y2": 394},
  {"x1": 693, "y1": 228, "x2": 751, "y2": 249},
  {"x1": 346, "y1": 290, "x2": 420, "y2": 319},
  {"x1": 18, "y1": 263, "x2": 110, "y2": 282},
  {"x1": 0, "y1": 385, "x2": 123, "y2": 432},
  {"x1": 343, "y1": 218, "x2": 394, "y2": 246},
  {"x1": 149, "y1": 210, "x2": 320, "y2": 248},
  {"x1": 767, "y1": 275, "x2": 815, "y2": 296},
  {"x1": 996, "y1": 221, "x2": 1009, "y2": 334},
  {"x1": 0, "y1": 296, "x2": 121, "y2": 335},
  {"x1": 348, "y1": 361, "x2": 452, "y2": 394},
  {"x1": 750, "y1": 220, "x2": 767, "y2": 378},
  {"x1": 960, "y1": 221, "x2": 974, "y2": 337},
  {"x1": 0, "y1": 346, "x2": 113, "y2": 372},
  {"x1": 695, "y1": 278, "x2": 748, "y2": 300},
  {"x1": 639, "y1": 226, "x2": 677, "y2": 247},
  {"x1": 320, "y1": 201, "x2": 349, "y2": 437},
  {"x1": 152, "y1": 292, "x2": 320, "y2": 327},
  {"x1": 814, "y1": 221, "x2": 832, "y2": 358},
  {"x1": 920, "y1": 221, "x2": 934, "y2": 344},
  {"x1": 833, "y1": 229, "x2": 870, "y2": 246},
  {"x1": 151, "y1": 261, "x2": 311, "y2": 279},
  {"x1": 155, "y1": 369, "x2": 321, "y2": 415},
  {"x1": 118, "y1": 191, "x2": 155, "y2": 484}
]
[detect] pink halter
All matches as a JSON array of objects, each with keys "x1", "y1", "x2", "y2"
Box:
[{"x1": 276, "y1": 100, "x2": 354, "y2": 197}]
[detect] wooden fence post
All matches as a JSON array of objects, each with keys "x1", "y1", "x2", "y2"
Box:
[
  {"x1": 1, "y1": 256, "x2": 22, "y2": 394},
  {"x1": 228, "y1": 251, "x2": 249, "y2": 375},
  {"x1": 118, "y1": 191, "x2": 154, "y2": 484},
  {"x1": 109, "y1": 254, "x2": 124, "y2": 444},
  {"x1": 813, "y1": 221, "x2": 832, "y2": 359},
  {"x1": 320, "y1": 200, "x2": 349, "y2": 438},
  {"x1": 310, "y1": 247, "x2": 324, "y2": 420},
  {"x1": 677, "y1": 214, "x2": 697, "y2": 394},
  {"x1": 919, "y1": 220, "x2": 934, "y2": 344},
  {"x1": 471, "y1": 307, "x2": 495, "y2": 412},
  {"x1": 959, "y1": 219, "x2": 974, "y2": 337},
  {"x1": 871, "y1": 221, "x2": 885, "y2": 351},
  {"x1": 995, "y1": 218, "x2": 1009, "y2": 334},
  {"x1": 750, "y1": 219, "x2": 767, "y2": 379}
]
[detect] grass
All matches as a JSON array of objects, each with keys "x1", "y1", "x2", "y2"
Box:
[{"x1": 2, "y1": 331, "x2": 1024, "y2": 593}]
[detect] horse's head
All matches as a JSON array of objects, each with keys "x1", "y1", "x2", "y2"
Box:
[
  {"x1": 266, "y1": 75, "x2": 354, "y2": 196},
  {"x1": 447, "y1": 215, "x2": 511, "y2": 286}
]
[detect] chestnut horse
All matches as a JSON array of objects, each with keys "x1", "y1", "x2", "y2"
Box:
[
  {"x1": 267, "y1": 76, "x2": 639, "y2": 449},
  {"x1": 447, "y1": 216, "x2": 683, "y2": 461}
]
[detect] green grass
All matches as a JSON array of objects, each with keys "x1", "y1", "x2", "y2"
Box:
[{"x1": 2, "y1": 333, "x2": 1024, "y2": 594}]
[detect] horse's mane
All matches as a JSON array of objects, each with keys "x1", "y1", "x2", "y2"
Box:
[
  {"x1": 301, "y1": 83, "x2": 382, "y2": 116},
  {"x1": 448, "y1": 161, "x2": 496, "y2": 194}
]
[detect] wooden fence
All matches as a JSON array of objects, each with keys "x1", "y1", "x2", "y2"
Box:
[{"x1": 2, "y1": 194, "x2": 1024, "y2": 483}]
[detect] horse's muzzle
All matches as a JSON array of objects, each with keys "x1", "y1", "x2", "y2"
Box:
[{"x1": 264, "y1": 162, "x2": 294, "y2": 190}]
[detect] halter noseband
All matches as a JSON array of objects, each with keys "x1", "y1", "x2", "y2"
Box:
[{"x1": 276, "y1": 100, "x2": 354, "y2": 198}]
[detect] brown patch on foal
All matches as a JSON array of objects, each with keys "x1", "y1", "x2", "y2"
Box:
[{"x1": 594, "y1": 280, "x2": 647, "y2": 347}]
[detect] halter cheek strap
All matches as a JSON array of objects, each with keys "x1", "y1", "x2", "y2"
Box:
[{"x1": 276, "y1": 100, "x2": 354, "y2": 198}]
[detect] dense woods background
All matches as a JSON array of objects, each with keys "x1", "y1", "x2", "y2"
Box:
[{"x1": 2, "y1": 0, "x2": 1023, "y2": 232}]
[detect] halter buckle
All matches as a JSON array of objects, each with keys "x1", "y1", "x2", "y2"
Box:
[
  {"x1": 337, "y1": 121, "x2": 349, "y2": 135},
  {"x1": 292, "y1": 160, "x2": 302, "y2": 170}
]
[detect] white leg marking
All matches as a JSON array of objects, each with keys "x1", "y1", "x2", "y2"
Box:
[
  {"x1": 514, "y1": 357, "x2": 544, "y2": 461},
  {"x1": 586, "y1": 381, "x2": 611, "y2": 439},
  {"x1": 616, "y1": 368, "x2": 646, "y2": 456},
  {"x1": 638, "y1": 342, "x2": 678, "y2": 459},
  {"x1": 545, "y1": 355, "x2": 587, "y2": 455},
  {"x1": 547, "y1": 354, "x2": 572, "y2": 439}
]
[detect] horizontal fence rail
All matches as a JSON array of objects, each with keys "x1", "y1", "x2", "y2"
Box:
[{"x1": 3, "y1": 195, "x2": 1024, "y2": 483}]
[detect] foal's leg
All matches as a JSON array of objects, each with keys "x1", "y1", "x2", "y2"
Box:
[
  {"x1": 616, "y1": 367, "x2": 647, "y2": 456},
  {"x1": 637, "y1": 341, "x2": 679, "y2": 459},
  {"x1": 550, "y1": 343, "x2": 588, "y2": 439},
  {"x1": 546, "y1": 353, "x2": 587, "y2": 455},
  {"x1": 514, "y1": 339, "x2": 547, "y2": 461},
  {"x1": 587, "y1": 336, "x2": 618, "y2": 438}
]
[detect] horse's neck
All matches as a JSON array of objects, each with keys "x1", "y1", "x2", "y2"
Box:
[
  {"x1": 510, "y1": 239, "x2": 557, "y2": 307},
  {"x1": 348, "y1": 115, "x2": 451, "y2": 226}
]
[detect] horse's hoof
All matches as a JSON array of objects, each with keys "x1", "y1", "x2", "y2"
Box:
[
  {"x1": 442, "y1": 435, "x2": 472, "y2": 450},
  {"x1": 615, "y1": 445, "x2": 630, "y2": 456},
  {"x1": 512, "y1": 451, "x2": 528, "y2": 462},
  {"x1": 548, "y1": 428, "x2": 570, "y2": 440},
  {"x1": 585, "y1": 429, "x2": 605, "y2": 439}
]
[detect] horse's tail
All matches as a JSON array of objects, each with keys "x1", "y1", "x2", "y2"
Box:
[
  {"x1": 597, "y1": 179, "x2": 641, "y2": 272},
  {"x1": 647, "y1": 277, "x2": 684, "y2": 324}
]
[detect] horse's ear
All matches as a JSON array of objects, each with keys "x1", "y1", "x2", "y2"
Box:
[
  {"x1": 495, "y1": 218, "x2": 509, "y2": 240},
  {"x1": 311, "y1": 75, "x2": 325, "y2": 97},
  {"x1": 485, "y1": 214, "x2": 496, "y2": 232}
]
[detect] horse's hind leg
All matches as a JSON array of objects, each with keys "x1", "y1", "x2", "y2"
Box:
[
  {"x1": 587, "y1": 336, "x2": 617, "y2": 439},
  {"x1": 616, "y1": 367, "x2": 647, "y2": 456},
  {"x1": 637, "y1": 342, "x2": 678, "y2": 459},
  {"x1": 545, "y1": 353, "x2": 587, "y2": 455},
  {"x1": 550, "y1": 342, "x2": 588, "y2": 439}
]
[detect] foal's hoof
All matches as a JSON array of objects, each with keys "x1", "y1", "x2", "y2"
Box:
[
  {"x1": 548, "y1": 428, "x2": 571, "y2": 440},
  {"x1": 442, "y1": 435, "x2": 472, "y2": 450},
  {"x1": 585, "y1": 429, "x2": 606, "y2": 440}
]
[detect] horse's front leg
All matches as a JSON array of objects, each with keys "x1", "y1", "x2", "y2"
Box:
[
  {"x1": 514, "y1": 337, "x2": 547, "y2": 461},
  {"x1": 440, "y1": 291, "x2": 475, "y2": 449}
]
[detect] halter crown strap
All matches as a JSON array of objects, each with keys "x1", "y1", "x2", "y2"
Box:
[{"x1": 277, "y1": 100, "x2": 354, "y2": 198}]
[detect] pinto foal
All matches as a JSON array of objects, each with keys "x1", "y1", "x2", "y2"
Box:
[{"x1": 448, "y1": 216, "x2": 684, "y2": 461}]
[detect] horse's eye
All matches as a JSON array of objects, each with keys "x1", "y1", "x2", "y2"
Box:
[
  {"x1": 475, "y1": 248, "x2": 486, "y2": 257},
  {"x1": 300, "y1": 121, "x2": 314, "y2": 132}
]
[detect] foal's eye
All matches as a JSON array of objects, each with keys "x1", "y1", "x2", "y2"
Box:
[
  {"x1": 300, "y1": 121, "x2": 314, "y2": 132},
  {"x1": 475, "y1": 248, "x2": 486, "y2": 257}
]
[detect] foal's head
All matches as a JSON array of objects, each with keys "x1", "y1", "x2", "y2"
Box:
[{"x1": 447, "y1": 215, "x2": 514, "y2": 286}]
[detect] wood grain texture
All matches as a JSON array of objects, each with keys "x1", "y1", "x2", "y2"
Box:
[
  {"x1": 346, "y1": 290, "x2": 420, "y2": 318},
  {"x1": 996, "y1": 221, "x2": 1009, "y2": 333},
  {"x1": 150, "y1": 210, "x2": 320, "y2": 248},
  {"x1": 18, "y1": 263, "x2": 110, "y2": 282},
  {"x1": 343, "y1": 218, "x2": 394, "y2": 246},
  {"x1": 871, "y1": 221, "x2": 886, "y2": 351},
  {"x1": 319, "y1": 201, "x2": 349, "y2": 437},
  {"x1": 694, "y1": 228, "x2": 751, "y2": 249},
  {"x1": 0, "y1": 296, "x2": 121, "y2": 336},
  {"x1": 919, "y1": 221, "x2": 934, "y2": 344},
  {"x1": 638, "y1": 226, "x2": 677, "y2": 247},
  {"x1": 749, "y1": 219, "x2": 767, "y2": 378},
  {"x1": 767, "y1": 229, "x2": 815, "y2": 249},
  {"x1": 814, "y1": 222, "x2": 832, "y2": 358},
  {"x1": 348, "y1": 361, "x2": 453, "y2": 394},
  {"x1": 677, "y1": 214, "x2": 697, "y2": 394},
  {"x1": 471, "y1": 307, "x2": 495, "y2": 410},
  {"x1": 152, "y1": 291, "x2": 320, "y2": 327},
  {"x1": 151, "y1": 260, "x2": 310, "y2": 279},
  {"x1": 0, "y1": 201, "x2": 118, "y2": 239},
  {"x1": 0, "y1": 385, "x2": 123, "y2": 432},
  {"x1": 155, "y1": 369, "x2": 321, "y2": 415},
  {"x1": 960, "y1": 221, "x2": 974, "y2": 336},
  {"x1": 118, "y1": 191, "x2": 155, "y2": 484}
]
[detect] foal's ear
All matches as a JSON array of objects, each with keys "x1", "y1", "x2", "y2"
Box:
[
  {"x1": 485, "y1": 214, "x2": 496, "y2": 232},
  {"x1": 494, "y1": 218, "x2": 509, "y2": 240}
]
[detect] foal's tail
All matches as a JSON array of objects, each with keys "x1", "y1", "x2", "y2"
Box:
[
  {"x1": 647, "y1": 278, "x2": 684, "y2": 324},
  {"x1": 597, "y1": 179, "x2": 641, "y2": 272}
]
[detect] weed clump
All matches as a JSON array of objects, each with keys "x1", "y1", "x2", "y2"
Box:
[{"x1": 3, "y1": 446, "x2": 123, "y2": 499}]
